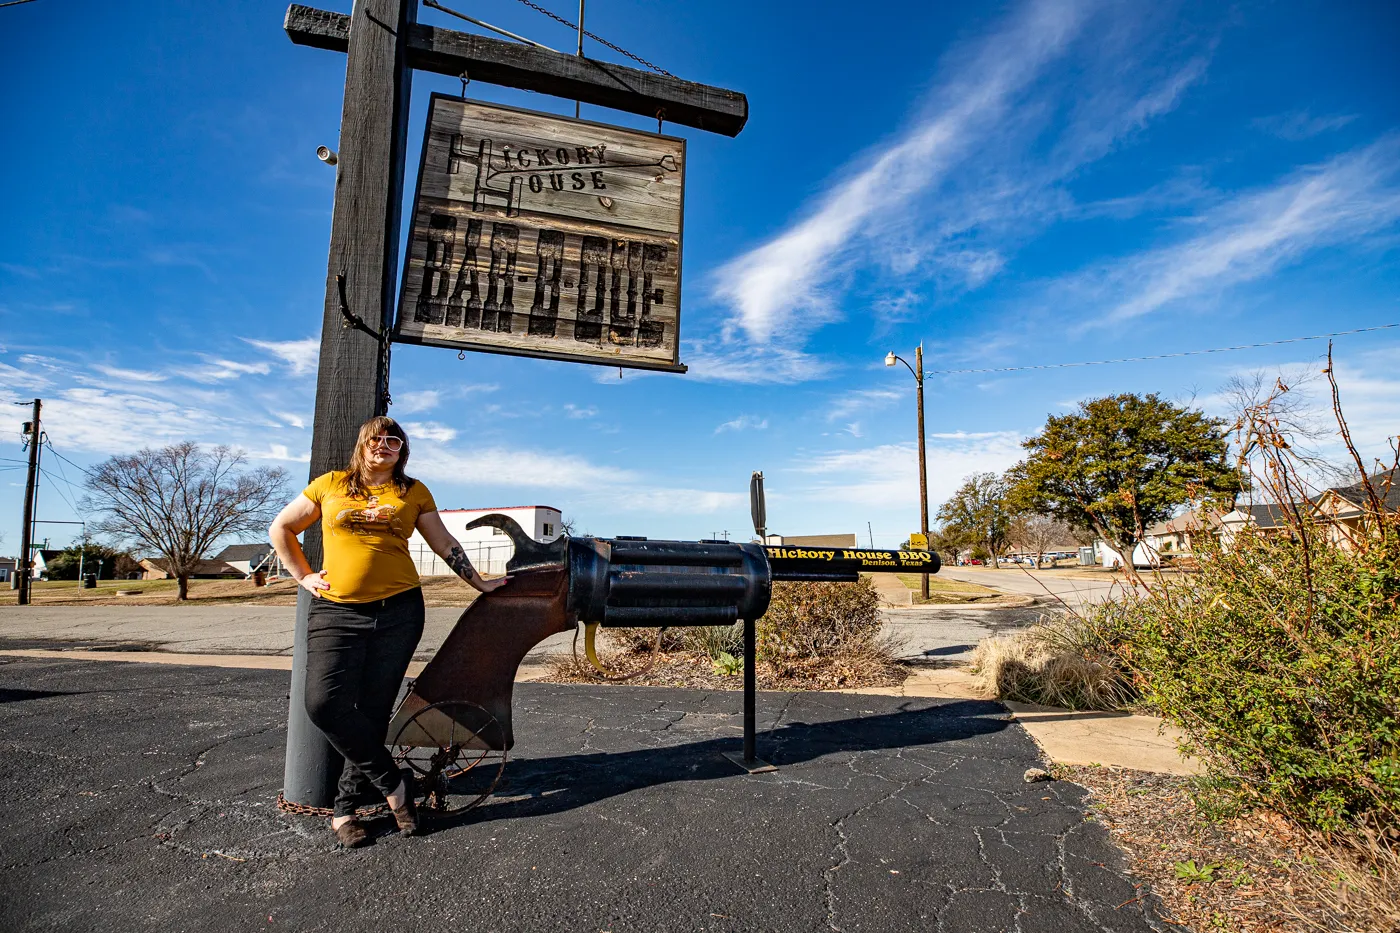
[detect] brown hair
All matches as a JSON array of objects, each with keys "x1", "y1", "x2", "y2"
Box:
[{"x1": 341, "y1": 416, "x2": 416, "y2": 499}]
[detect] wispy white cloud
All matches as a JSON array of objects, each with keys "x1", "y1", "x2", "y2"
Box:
[
  {"x1": 271, "y1": 410, "x2": 307, "y2": 429},
  {"x1": 715, "y1": 414, "x2": 769, "y2": 434},
  {"x1": 1065, "y1": 137, "x2": 1400, "y2": 326},
  {"x1": 786, "y1": 432, "x2": 1026, "y2": 512},
  {"x1": 703, "y1": 0, "x2": 1220, "y2": 373},
  {"x1": 683, "y1": 342, "x2": 834, "y2": 384},
  {"x1": 250, "y1": 443, "x2": 310, "y2": 463},
  {"x1": 712, "y1": 0, "x2": 1092, "y2": 346},
  {"x1": 178, "y1": 356, "x2": 272, "y2": 383},
  {"x1": 91, "y1": 364, "x2": 166, "y2": 383},
  {"x1": 825, "y1": 387, "x2": 904, "y2": 424},
  {"x1": 394, "y1": 390, "x2": 441, "y2": 414},
  {"x1": 1254, "y1": 110, "x2": 1358, "y2": 141},
  {"x1": 403, "y1": 421, "x2": 458, "y2": 443},
  {"x1": 243, "y1": 337, "x2": 319, "y2": 376},
  {"x1": 564, "y1": 403, "x2": 598, "y2": 419},
  {"x1": 410, "y1": 443, "x2": 637, "y2": 489}
]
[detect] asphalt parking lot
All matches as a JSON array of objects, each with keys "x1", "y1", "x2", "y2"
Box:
[{"x1": 0, "y1": 657, "x2": 1161, "y2": 932}]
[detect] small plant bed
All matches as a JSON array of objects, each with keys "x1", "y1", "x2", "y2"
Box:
[
  {"x1": 893, "y1": 573, "x2": 1005, "y2": 604},
  {"x1": 543, "y1": 578, "x2": 909, "y2": 692},
  {"x1": 544, "y1": 643, "x2": 909, "y2": 692},
  {"x1": 1062, "y1": 764, "x2": 1400, "y2": 932}
]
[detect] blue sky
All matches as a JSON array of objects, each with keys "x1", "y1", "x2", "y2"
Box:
[{"x1": 2, "y1": 0, "x2": 1398, "y2": 552}]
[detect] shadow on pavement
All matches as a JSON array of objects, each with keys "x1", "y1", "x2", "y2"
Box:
[{"x1": 426, "y1": 698, "x2": 1010, "y2": 834}]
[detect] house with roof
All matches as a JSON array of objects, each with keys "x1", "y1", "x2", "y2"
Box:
[
  {"x1": 1097, "y1": 510, "x2": 1219, "y2": 568},
  {"x1": 1216, "y1": 503, "x2": 1295, "y2": 550},
  {"x1": 1311, "y1": 468, "x2": 1400, "y2": 549},
  {"x1": 29, "y1": 549, "x2": 64, "y2": 579},
  {"x1": 213, "y1": 543, "x2": 277, "y2": 577},
  {"x1": 139, "y1": 558, "x2": 243, "y2": 581}
]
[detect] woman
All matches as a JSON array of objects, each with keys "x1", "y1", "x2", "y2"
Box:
[{"x1": 269, "y1": 415, "x2": 507, "y2": 847}]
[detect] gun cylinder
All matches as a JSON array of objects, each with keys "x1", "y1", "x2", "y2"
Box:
[{"x1": 567, "y1": 537, "x2": 771, "y2": 626}]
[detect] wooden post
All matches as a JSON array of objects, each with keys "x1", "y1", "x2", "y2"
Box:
[
  {"x1": 283, "y1": 0, "x2": 416, "y2": 810},
  {"x1": 916, "y1": 345, "x2": 929, "y2": 601},
  {"x1": 16, "y1": 399, "x2": 40, "y2": 606}
]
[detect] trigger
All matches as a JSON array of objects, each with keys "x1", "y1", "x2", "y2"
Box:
[{"x1": 583, "y1": 622, "x2": 611, "y2": 676}]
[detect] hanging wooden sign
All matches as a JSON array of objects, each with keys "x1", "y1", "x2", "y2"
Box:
[{"x1": 394, "y1": 94, "x2": 687, "y2": 372}]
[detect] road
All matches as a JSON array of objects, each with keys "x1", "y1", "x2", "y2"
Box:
[
  {"x1": 0, "y1": 565, "x2": 1113, "y2": 668},
  {"x1": 0, "y1": 605, "x2": 579, "y2": 661}
]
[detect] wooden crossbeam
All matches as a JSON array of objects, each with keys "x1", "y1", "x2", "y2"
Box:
[{"x1": 285, "y1": 4, "x2": 749, "y2": 137}]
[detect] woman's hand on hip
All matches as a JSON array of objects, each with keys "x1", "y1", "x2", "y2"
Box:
[{"x1": 297, "y1": 569, "x2": 331, "y2": 598}]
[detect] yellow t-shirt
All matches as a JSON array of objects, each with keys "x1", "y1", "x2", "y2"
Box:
[{"x1": 302, "y1": 471, "x2": 438, "y2": 603}]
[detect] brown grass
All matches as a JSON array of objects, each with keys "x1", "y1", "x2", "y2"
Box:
[
  {"x1": 970, "y1": 615, "x2": 1136, "y2": 711},
  {"x1": 893, "y1": 573, "x2": 1005, "y2": 604},
  {"x1": 0, "y1": 575, "x2": 483, "y2": 607}
]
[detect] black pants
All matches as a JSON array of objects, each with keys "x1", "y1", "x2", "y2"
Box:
[{"x1": 303, "y1": 587, "x2": 425, "y2": 817}]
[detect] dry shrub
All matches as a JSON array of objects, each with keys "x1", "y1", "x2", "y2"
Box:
[
  {"x1": 549, "y1": 579, "x2": 907, "y2": 690},
  {"x1": 759, "y1": 578, "x2": 882, "y2": 659},
  {"x1": 1293, "y1": 822, "x2": 1400, "y2": 932},
  {"x1": 606, "y1": 626, "x2": 686, "y2": 655},
  {"x1": 971, "y1": 613, "x2": 1136, "y2": 711},
  {"x1": 757, "y1": 579, "x2": 906, "y2": 684}
]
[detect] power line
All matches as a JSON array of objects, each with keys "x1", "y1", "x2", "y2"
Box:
[
  {"x1": 0, "y1": 0, "x2": 44, "y2": 8},
  {"x1": 43, "y1": 439, "x2": 85, "y2": 492},
  {"x1": 927, "y1": 322, "x2": 1400, "y2": 376},
  {"x1": 42, "y1": 443, "x2": 95, "y2": 480},
  {"x1": 38, "y1": 467, "x2": 79, "y2": 516},
  {"x1": 505, "y1": 0, "x2": 674, "y2": 76}
]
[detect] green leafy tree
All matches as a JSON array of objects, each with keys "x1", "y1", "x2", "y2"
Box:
[
  {"x1": 928, "y1": 525, "x2": 972, "y2": 566},
  {"x1": 42, "y1": 542, "x2": 127, "y2": 580},
  {"x1": 936, "y1": 472, "x2": 1018, "y2": 569},
  {"x1": 1007, "y1": 393, "x2": 1238, "y2": 579}
]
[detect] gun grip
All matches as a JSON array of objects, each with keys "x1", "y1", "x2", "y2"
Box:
[{"x1": 388, "y1": 566, "x2": 573, "y2": 751}]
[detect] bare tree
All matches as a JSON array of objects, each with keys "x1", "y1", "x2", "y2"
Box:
[
  {"x1": 1008, "y1": 513, "x2": 1072, "y2": 566},
  {"x1": 82, "y1": 443, "x2": 289, "y2": 600}
]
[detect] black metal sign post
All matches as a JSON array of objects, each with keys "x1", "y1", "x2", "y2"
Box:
[{"x1": 283, "y1": 0, "x2": 748, "y2": 808}]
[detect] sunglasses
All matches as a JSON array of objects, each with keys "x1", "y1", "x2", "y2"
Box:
[{"x1": 367, "y1": 435, "x2": 404, "y2": 452}]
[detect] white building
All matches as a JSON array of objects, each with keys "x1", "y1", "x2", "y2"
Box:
[{"x1": 407, "y1": 505, "x2": 563, "y2": 576}]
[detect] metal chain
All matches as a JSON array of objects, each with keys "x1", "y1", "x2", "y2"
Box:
[
  {"x1": 506, "y1": 0, "x2": 674, "y2": 76},
  {"x1": 276, "y1": 791, "x2": 388, "y2": 819}
]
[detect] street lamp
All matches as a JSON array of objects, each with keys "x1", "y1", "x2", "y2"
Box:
[{"x1": 885, "y1": 345, "x2": 930, "y2": 600}]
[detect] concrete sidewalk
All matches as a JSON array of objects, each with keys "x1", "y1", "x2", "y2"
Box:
[
  {"x1": 0, "y1": 657, "x2": 1164, "y2": 933},
  {"x1": 0, "y1": 601, "x2": 1041, "y2": 669}
]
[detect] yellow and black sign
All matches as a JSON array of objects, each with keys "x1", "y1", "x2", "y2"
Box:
[
  {"x1": 908, "y1": 533, "x2": 928, "y2": 551},
  {"x1": 765, "y1": 545, "x2": 940, "y2": 580}
]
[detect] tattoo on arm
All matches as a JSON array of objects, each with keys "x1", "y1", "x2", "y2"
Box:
[{"x1": 445, "y1": 545, "x2": 477, "y2": 583}]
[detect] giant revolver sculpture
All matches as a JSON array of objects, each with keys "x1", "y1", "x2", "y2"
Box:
[{"x1": 386, "y1": 514, "x2": 940, "y2": 804}]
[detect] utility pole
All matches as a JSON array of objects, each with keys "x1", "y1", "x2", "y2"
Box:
[
  {"x1": 17, "y1": 399, "x2": 41, "y2": 606},
  {"x1": 884, "y1": 346, "x2": 929, "y2": 599},
  {"x1": 915, "y1": 345, "x2": 929, "y2": 602}
]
